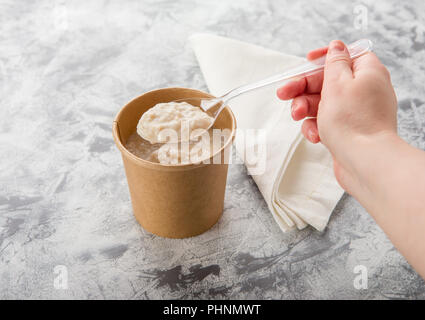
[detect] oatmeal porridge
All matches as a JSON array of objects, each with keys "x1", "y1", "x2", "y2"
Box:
[
  {"x1": 137, "y1": 101, "x2": 214, "y2": 144},
  {"x1": 125, "y1": 102, "x2": 229, "y2": 165}
]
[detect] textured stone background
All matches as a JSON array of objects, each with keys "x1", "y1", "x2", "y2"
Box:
[{"x1": 0, "y1": 0, "x2": 424, "y2": 299}]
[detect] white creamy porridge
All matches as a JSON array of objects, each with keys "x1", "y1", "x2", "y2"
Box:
[
  {"x1": 125, "y1": 130, "x2": 219, "y2": 165},
  {"x1": 137, "y1": 102, "x2": 214, "y2": 144},
  {"x1": 125, "y1": 101, "x2": 228, "y2": 165}
]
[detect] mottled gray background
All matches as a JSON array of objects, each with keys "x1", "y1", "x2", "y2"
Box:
[{"x1": 1, "y1": 0, "x2": 424, "y2": 299}]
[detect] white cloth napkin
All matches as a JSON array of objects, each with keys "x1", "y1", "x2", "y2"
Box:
[{"x1": 189, "y1": 33, "x2": 344, "y2": 232}]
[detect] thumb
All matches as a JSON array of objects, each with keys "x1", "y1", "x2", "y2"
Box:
[{"x1": 324, "y1": 40, "x2": 353, "y2": 83}]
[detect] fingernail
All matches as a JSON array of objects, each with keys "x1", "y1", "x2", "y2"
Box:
[
  {"x1": 308, "y1": 130, "x2": 315, "y2": 141},
  {"x1": 329, "y1": 40, "x2": 344, "y2": 54}
]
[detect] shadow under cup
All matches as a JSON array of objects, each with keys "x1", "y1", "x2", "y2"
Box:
[{"x1": 113, "y1": 88, "x2": 236, "y2": 238}]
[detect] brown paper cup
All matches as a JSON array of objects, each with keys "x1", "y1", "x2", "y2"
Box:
[{"x1": 112, "y1": 88, "x2": 236, "y2": 238}]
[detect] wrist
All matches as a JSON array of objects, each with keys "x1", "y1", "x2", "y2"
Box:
[{"x1": 344, "y1": 130, "x2": 402, "y2": 208}]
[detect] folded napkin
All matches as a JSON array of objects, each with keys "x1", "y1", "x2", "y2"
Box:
[{"x1": 189, "y1": 34, "x2": 344, "y2": 232}]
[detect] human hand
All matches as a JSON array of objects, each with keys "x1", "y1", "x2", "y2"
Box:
[
  {"x1": 278, "y1": 39, "x2": 397, "y2": 145},
  {"x1": 276, "y1": 41, "x2": 425, "y2": 281},
  {"x1": 277, "y1": 40, "x2": 398, "y2": 189}
]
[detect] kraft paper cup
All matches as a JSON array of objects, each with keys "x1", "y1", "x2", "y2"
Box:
[{"x1": 113, "y1": 88, "x2": 236, "y2": 238}]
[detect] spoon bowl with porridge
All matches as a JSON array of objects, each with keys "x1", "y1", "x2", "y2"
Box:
[{"x1": 137, "y1": 101, "x2": 214, "y2": 144}]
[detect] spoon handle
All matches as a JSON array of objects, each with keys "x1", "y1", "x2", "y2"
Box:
[{"x1": 221, "y1": 39, "x2": 373, "y2": 104}]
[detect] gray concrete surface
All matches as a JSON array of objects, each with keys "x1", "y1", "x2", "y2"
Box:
[{"x1": 0, "y1": 0, "x2": 424, "y2": 299}]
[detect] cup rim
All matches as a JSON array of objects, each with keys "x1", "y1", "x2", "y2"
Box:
[{"x1": 112, "y1": 87, "x2": 236, "y2": 171}]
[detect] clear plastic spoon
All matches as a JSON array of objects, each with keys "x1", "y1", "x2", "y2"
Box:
[{"x1": 177, "y1": 39, "x2": 373, "y2": 129}]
